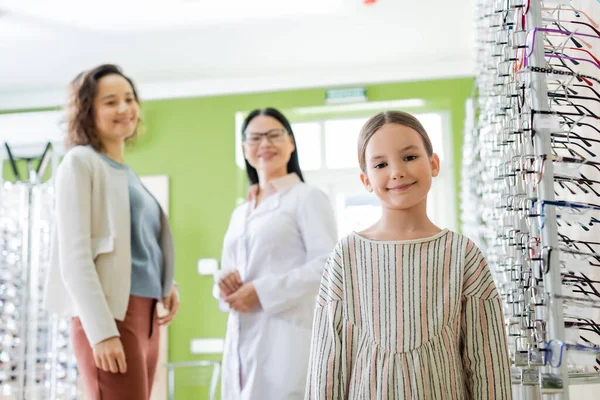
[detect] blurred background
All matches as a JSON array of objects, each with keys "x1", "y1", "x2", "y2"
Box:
[{"x1": 3, "y1": 1, "x2": 597, "y2": 400}]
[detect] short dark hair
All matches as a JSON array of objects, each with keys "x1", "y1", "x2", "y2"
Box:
[
  {"x1": 241, "y1": 108, "x2": 305, "y2": 185},
  {"x1": 66, "y1": 64, "x2": 142, "y2": 151}
]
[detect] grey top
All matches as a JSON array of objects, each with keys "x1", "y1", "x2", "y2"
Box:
[{"x1": 98, "y1": 152, "x2": 163, "y2": 299}]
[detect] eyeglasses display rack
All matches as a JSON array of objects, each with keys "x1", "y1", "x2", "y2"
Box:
[
  {"x1": 0, "y1": 143, "x2": 78, "y2": 399},
  {"x1": 463, "y1": 1, "x2": 600, "y2": 398}
]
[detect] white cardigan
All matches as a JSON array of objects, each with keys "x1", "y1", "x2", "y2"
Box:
[{"x1": 43, "y1": 146, "x2": 175, "y2": 346}]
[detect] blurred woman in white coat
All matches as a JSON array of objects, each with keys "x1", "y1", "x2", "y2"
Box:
[{"x1": 214, "y1": 108, "x2": 337, "y2": 399}]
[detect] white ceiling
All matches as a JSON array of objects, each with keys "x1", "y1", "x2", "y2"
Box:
[
  {"x1": 3, "y1": 0, "x2": 346, "y2": 30},
  {"x1": 0, "y1": 0, "x2": 475, "y2": 110}
]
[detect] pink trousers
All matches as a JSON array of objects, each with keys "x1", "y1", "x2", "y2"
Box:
[{"x1": 71, "y1": 296, "x2": 160, "y2": 400}]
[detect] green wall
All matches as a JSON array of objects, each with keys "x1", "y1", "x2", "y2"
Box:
[{"x1": 1, "y1": 77, "x2": 474, "y2": 398}]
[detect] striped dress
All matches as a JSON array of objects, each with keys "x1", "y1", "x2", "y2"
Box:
[{"x1": 305, "y1": 229, "x2": 512, "y2": 400}]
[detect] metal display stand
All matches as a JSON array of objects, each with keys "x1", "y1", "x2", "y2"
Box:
[
  {"x1": 464, "y1": 0, "x2": 600, "y2": 398},
  {"x1": 0, "y1": 142, "x2": 78, "y2": 399}
]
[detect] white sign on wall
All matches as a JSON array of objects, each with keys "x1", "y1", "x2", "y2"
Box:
[{"x1": 140, "y1": 175, "x2": 170, "y2": 216}]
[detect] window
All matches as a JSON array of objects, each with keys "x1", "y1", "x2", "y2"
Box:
[
  {"x1": 335, "y1": 192, "x2": 381, "y2": 236},
  {"x1": 415, "y1": 113, "x2": 445, "y2": 161},
  {"x1": 324, "y1": 118, "x2": 366, "y2": 169},
  {"x1": 292, "y1": 122, "x2": 321, "y2": 170}
]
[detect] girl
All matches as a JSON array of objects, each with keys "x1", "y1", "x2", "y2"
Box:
[
  {"x1": 214, "y1": 108, "x2": 337, "y2": 399},
  {"x1": 44, "y1": 64, "x2": 179, "y2": 400},
  {"x1": 306, "y1": 111, "x2": 512, "y2": 399}
]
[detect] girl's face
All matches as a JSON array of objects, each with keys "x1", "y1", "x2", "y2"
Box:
[
  {"x1": 243, "y1": 115, "x2": 296, "y2": 177},
  {"x1": 93, "y1": 74, "x2": 139, "y2": 146},
  {"x1": 360, "y1": 123, "x2": 440, "y2": 211}
]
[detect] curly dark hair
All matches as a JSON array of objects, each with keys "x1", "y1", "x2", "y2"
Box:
[{"x1": 66, "y1": 64, "x2": 142, "y2": 151}]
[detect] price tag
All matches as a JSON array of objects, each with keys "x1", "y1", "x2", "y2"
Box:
[
  {"x1": 565, "y1": 328, "x2": 580, "y2": 343},
  {"x1": 511, "y1": 367, "x2": 521, "y2": 383},
  {"x1": 515, "y1": 351, "x2": 529, "y2": 366},
  {"x1": 533, "y1": 114, "x2": 561, "y2": 130},
  {"x1": 529, "y1": 350, "x2": 544, "y2": 366},
  {"x1": 567, "y1": 350, "x2": 599, "y2": 367},
  {"x1": 564, "y1": 305, "x2": 596, "y2": 320},
  {"x1": 540, "y1": 373, "x2": 564, "y2": 393},
  {"x1": 563, "y1": 258, "x2": 591, "y2": 275},
  {"x1": 522, "y1": 368, "x2": 540, "y2": 385},
  {"x1": 553, "y1": 163, "x2": 581, "y2": 178}
]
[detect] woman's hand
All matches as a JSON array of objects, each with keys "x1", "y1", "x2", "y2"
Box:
[
  {"x1": 93, "y1": 336, "x2": 127, "y2": 374},
  {"x1": 218, "y1": 270, "x2": 243, "y2": 298},
  {"x1": 159, "y1": 284, "x2": 180, "y2": 325},
  {"x1": 225, "y1": 282, "x2": 261, "y2": 312}
]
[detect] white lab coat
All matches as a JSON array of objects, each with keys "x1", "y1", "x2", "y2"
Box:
[{"x1": 214, "y1": 182, "x2": 337, "y2": 400}]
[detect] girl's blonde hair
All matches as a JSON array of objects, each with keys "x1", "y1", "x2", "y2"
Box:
[{"x1": 358, "y1": 111, "x2": 433, "y2": 172}]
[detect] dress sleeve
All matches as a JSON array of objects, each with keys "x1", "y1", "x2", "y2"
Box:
[
  {"x1": 460, "y1": 241, "x2": 513, "y2": 400},
  {"x1": 305, "y1": 245, "x2": 347, "y2": 399}
]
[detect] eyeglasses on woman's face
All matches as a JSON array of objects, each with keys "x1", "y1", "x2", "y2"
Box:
[{"x1": 243, "y1": 128, "x2": 288, "y2": 147}]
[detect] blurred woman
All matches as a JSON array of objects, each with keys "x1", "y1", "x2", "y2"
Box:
[
  {"x1": 214, "y1": 108, "x2": 337, "y2": 399},
  {"x1": 44, "y1": 64, "x2": 179, "y2": 400}
]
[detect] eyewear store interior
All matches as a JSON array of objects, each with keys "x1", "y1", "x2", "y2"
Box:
[{"x1": 0, "y1": 0, "x2": 599, "y2": 399}]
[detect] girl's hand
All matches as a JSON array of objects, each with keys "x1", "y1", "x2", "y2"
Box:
[
  {"x1": 159, "y1": 284, "x2": 180, "y2": 325},
  {"x1": 93, "y1": 336, "x2": 127, "y2": 374}
]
